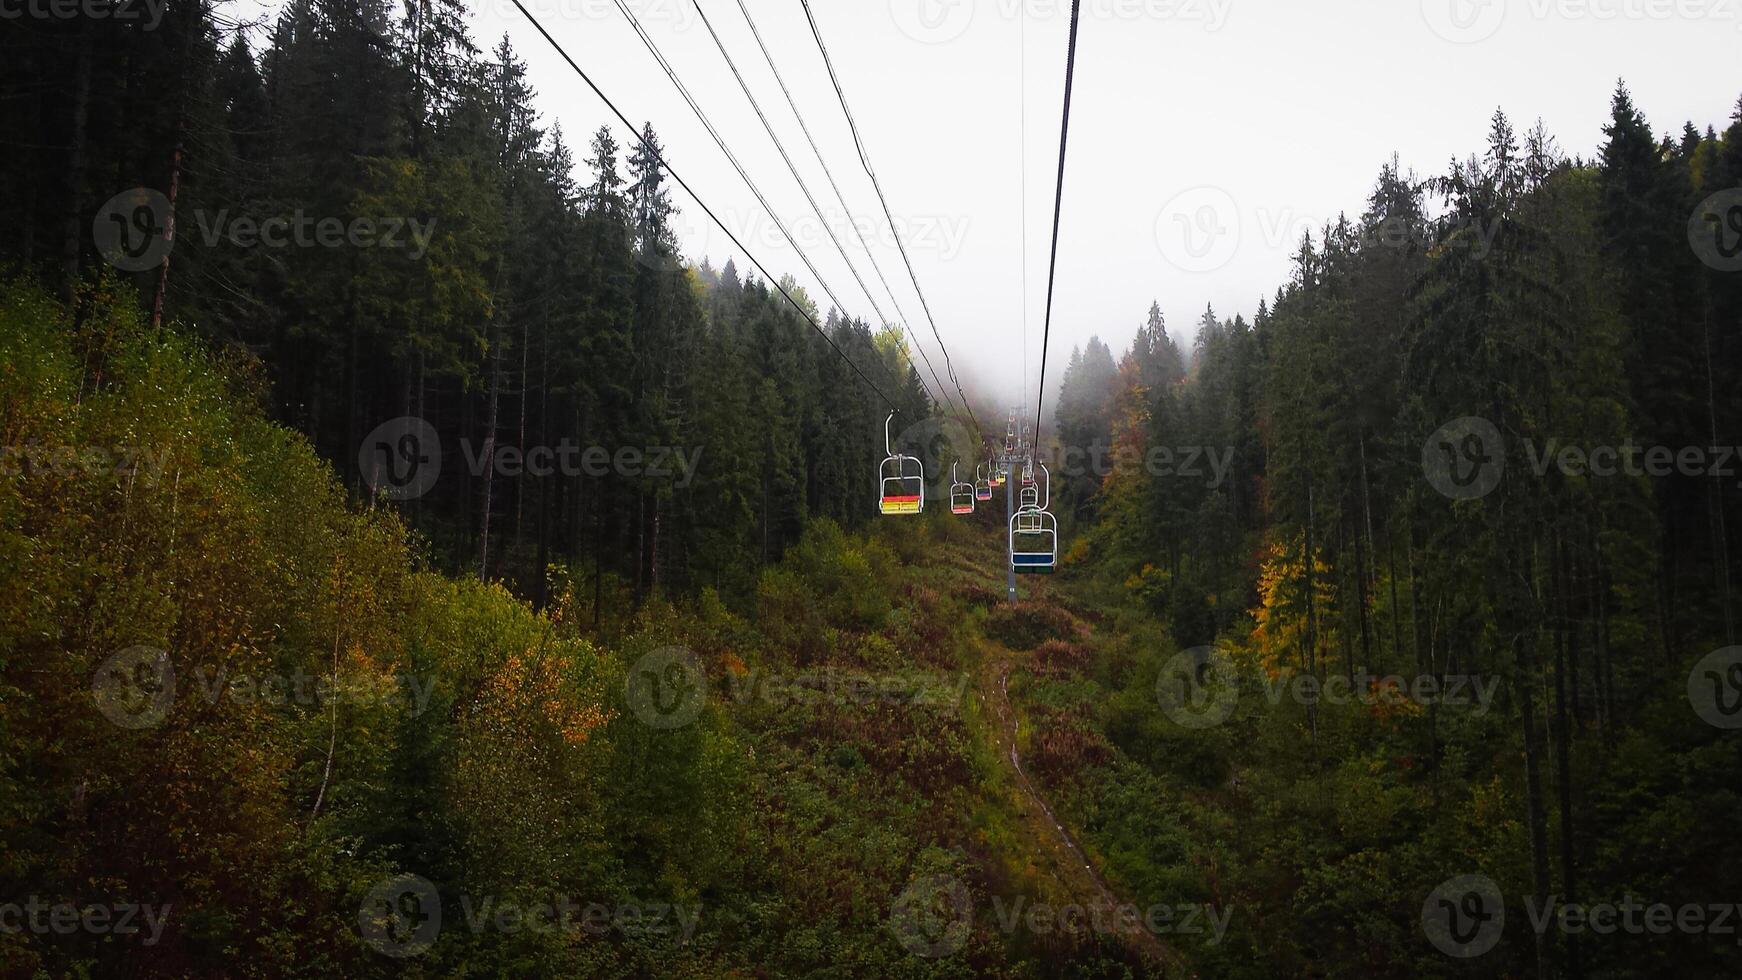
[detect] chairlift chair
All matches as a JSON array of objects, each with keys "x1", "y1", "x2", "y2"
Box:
[
  {"x1": 878, "y1": 412, "x2": 924, "y2": 515},
  {"x1": 950, "y1": 462, "x2": 976, "y2": 515},
  {"x1": 1009, "y1": 461, "x2": 1056, "y2": 574},
  {"x1": 975, "y1": 463, "x2": 994, "y2": 502}
]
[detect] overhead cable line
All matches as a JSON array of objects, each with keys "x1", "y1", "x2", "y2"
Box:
[
  {"x1": 1033, "y1": 0, "x2": 1083, "y2": 448},
  {"x1": 797, "y1": 0, "x2": 983, "y2": 439},
  {"x1": 724, "y1": 0, "x2": 976, "y2": 430},
  {"x1": 603, "y1": 0, "x2": 920, "y2": 404},
  {"x1": 504, "y1": 0, "x2": 899, "y2": 412},
  {"x1": 1019, "y1": 1, "x2": 1029, "y2": 432},
  {"x1": 692, "y1": 0, "x2": 964, "y2": 421}
]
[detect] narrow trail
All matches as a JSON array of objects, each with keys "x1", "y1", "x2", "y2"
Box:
[{"x1": 975, "y1": 631, "x2": 1179, "y2": 970}]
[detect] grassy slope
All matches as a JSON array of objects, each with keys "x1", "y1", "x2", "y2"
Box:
[{"x1": 0, "y1": 280, "x2": 1171, "y2": 978}]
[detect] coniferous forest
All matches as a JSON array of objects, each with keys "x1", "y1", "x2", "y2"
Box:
[{"x1": 1, "y1": 0, "x2": 1739, "y2": 976}]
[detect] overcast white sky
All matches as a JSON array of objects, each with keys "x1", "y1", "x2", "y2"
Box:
[{"x1": 463, "y1": 0, "x2": 1739, "y2": 411}]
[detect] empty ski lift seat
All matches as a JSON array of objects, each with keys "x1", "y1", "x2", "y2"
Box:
[
  {"x1": 878, "y1": 412, "x2": 924, "y2": 516},
  {"x1": 950, "y1": 462, "x2": 976, "y2": 515},
  {"x1": 1009, "y1": 508, "x2": 1057, "y2": 574}
]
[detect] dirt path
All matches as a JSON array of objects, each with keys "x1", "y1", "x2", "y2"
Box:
[{"x1": 978, "y1": 642, "x2": 1178, "y2": 970}]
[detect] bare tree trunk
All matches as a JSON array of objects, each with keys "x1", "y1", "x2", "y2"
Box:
[
  {"x1": 633, "y1": 489, "x2": 646, "y2": 608},
  {"x1": 1593, "y1": 517, "x2": 1616, "y2": 745},
  {"x1": 61, "y1": 22, "x2": 94, "y2": 301},
  {"x1": 1515, "y1": 629, "x2": 1555, "y2": 980},
  {"x1": 1303, "y1": 479, "x2": 1320, "y2": 753},
  {"x1": 21, "y1": 43, "x2": 40, "y2": 264},
  {"x1": 1387, "y1": 529, "x2": 1403, "y2": 674},
  {"x1": 1553, "y1": 533, "x2": 1581, "y2": 980},
  {"x1": 533, "y1": 313, "x2": 551, "y2": 608},
  {"x1": 478, "y1": 319, "x2": 501, "y2": 581},
  {"x1": 1358, "y1": 433, "x2": 1377, "y2": 673},
  {"x1": 1703, "y1": 308, "x2": 1736, "y2": 644},
  {"x1": 150, "y1": 0, "x2": 206, "y2": 328},
  {"x1": 346, "y1": 274, "x2": 360, "y2": 493},
  {"x1": 651, "y1": 495, "x2": 661, "y2": 597},
  {"x1": 592, "y1": 498, "x2": 604, "y2": 632},
  {"x1": 514, "y1": 312, "x2": 530, "y2": 551}
]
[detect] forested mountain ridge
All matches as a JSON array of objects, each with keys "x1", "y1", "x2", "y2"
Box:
[
  {"x1": 1040, "y1": 92, "x2": 1742, "y2": 978},
  {"x1": 1, "y1": 0, "x2": 941, "y2": 615},
  {"x1": 2, "y1": 0, "x2": 1741, "y2": 974}
]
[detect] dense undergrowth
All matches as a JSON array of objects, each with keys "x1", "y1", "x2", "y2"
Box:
[
  {"x1": 0, "y1": 280, "x2": 1135, "y2": 978},
  {"x1": 8, "y1": 278, "x2": 1734, "y2": 978},
  {"x1": 1006, "y1": 556, "x2": 1742, "y2": 979}
]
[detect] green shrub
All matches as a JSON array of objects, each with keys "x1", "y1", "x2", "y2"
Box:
[{"x1": 985, "y1": 601, "x2": 1087, "y2": 651}]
